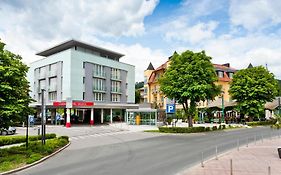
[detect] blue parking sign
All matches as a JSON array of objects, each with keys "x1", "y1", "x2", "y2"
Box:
[{"x1": 166, "y1": 104, "x2": 175, "y2": 113}]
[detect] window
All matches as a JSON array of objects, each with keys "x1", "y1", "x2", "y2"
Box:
[
  {"x1": 144, "y1": 87, "x2": 147, "y2": 95},
  {"x1": 39, "y1": 79, "x2": 46, "y2": 90},
  {"x1": 218, "y1": 71, "x2": 224, "y2": 78},
  {"x1": 111, "y1": 81, "x2": 121, "y2": 92},
  {"x1": 93, "y1": 64, "x2": 105, "y2": 77},
  {"x1": 111, "y1": 68, "x2": 120, "y2": 80},
  {"x1": 94, "y1": 93, "x2": 104, "y2": 101},
  {"x1": 48, "y1": 92, "x2": 57, "y2": 101},
  {"x1": 144, "y1": 76, "x2": 147, "y2": 84},
  {"x1": 93, "y1": 78, "x2": 105, "y2": 91},
  {"x1": 111, "y1": 94, "x2": 121, "y2": 102},
  {"x1": 39, "y1": 66, "x2": 46, "y2": 78},
  {"x1": 228, "y1": 72, "x2": 234, "y2": 79},
  {"x1": 83, "y1": 92, "x2": 85, "y2": 100},
  {"x1": 49, "y1": 63, "x2": 57, "y2": 76},
  {"x1": 49, "y1": 77, "x2": 57, "y2": 91},
  {"x1": 83, "y1": 62, "x2": 85, "y2": 68},
  {"x1": 83, "y1": 77, "x2": 85, "y2": 84}
]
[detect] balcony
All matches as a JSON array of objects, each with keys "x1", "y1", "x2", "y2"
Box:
[
  {"x1": 93, "y1": 72, "x2": 106, "y2": 79},
  {"x1": 48, "y1": 86, "x2": 57, "y2": 92},
  {"x1": 111, "y1": 75, "x2": 122, "y2": 81},
  {"x1": 111, "y1": 88, "x2": 122, "y2": 94},
  {"x1": 93, "y1": 86, "x2": 106, "y2": 93}
]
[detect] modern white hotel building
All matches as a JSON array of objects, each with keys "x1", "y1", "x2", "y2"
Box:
[{"x1": 27, "y1": 40, "x2": 137, "y2": 127}]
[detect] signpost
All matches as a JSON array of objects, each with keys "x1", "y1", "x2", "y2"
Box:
[{"x1": 166, "y1": 104, "x2": 176, "y2": 113}]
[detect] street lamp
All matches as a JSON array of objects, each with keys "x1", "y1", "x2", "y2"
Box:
[
  {"x1": 221, "y1": 91, "x2": 225, "y2": 123},
  {"x1": 41, "y1": 89, "x2": 46, "y2": 145},
  {"x1": 278, "y1": 97, "x2": 281, "y2": 115}
]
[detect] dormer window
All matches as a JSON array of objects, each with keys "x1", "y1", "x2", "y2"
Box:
[{"x1": 218, "y1": 71, "x2": 224, "y2": 78}]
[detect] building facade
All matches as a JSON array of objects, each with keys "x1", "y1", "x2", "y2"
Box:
[
  {"x1": 27, "y1": 40, "x2": 137, "y2": 127},
  {"x1": 143, "y1": 58, "x2": 237, "y2": 111}
]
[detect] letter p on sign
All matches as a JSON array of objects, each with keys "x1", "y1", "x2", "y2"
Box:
[{"x1": 166, "y1": 104, "x2": 175, "y2": 113}]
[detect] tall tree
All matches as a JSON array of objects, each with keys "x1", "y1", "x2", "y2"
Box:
[
  {"x1": 0, "y1": 40, "x2": 34, "y2": 129},
  {"x1": 159, "y1": 51, "x2": 221, "y2": 127},
  {"x1": 229, "y1": 66, "x2": 278, "y2": 119}
]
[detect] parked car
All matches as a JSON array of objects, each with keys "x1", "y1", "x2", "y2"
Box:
[{"x1": 0, "y1": 127, "x2": 16, "y2": 135}]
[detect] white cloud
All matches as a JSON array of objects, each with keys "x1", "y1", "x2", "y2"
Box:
[
  {"x1": 199, "y1": 34, "x2": 281, "y2": 79},
  {"x1": 229, "y1": 0, "x2": 281, "y2": 31},
  {"x1": 0, "y1": 0, "x2": 160, "y2": 82},
  {"x1": 164, "y1": 19, "x2": 218, "y2": 44}
]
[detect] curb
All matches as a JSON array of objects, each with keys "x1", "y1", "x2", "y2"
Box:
[{"x1": 0, "y1": 141, "x2": 71, "y2": 175}]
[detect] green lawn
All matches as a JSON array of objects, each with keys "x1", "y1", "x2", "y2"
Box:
[{"x1": 0, "y1": 136, "x2": 69, "y2": 173}]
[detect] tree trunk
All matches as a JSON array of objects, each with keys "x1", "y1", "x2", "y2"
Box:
[
  {"x1": 188, "y1": 116, "x2": 193, "y2": 127},
  {"x1": 188, "y1": 100, "x2": 196, "y2": 127}
]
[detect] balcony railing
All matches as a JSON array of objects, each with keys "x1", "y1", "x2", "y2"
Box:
[
  {"x1": 48, "y1": 86, "x2": 57, "y2": 92},
  {"x1": 111, "y1": 88, "x2": 122, "y2": 94},
  {"x1": 93, "y1": 86, "x2": 106, "y2": 92},
  {"x1": 93, "y1": 72, "x2": 106, "y2": 78},
  {"x1": 111, "y1": 75, "x2": 122, "y2": 81}
]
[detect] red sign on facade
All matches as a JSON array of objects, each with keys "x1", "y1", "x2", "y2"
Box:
[{"x1": 53, "y1": 101, "x2": 94, "y2": 107}]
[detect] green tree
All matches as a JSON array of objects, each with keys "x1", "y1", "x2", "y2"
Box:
[
  {"x1": 159, "y1": 50, "x2": 221, "y2": 127},
  {"x1": 229, "y1": 66, "x2": 278, "y2": 119},
  {"x1": 0, "y1": 40, "x2": 34, "y2": 129},
  {"x1": 135, "y1": 89, "x2": 141, "y2": 104},
  {"x1": 135, "y1": 81, "x2": 144, "y2": 89}
]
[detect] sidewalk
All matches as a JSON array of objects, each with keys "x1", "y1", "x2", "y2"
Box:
[{"x1": 181, "y1": 137, "x2": 281, "y2": 175}]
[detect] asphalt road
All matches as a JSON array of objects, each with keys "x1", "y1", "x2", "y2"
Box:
[{"x1": 16, "y1": 127, "x2": 280, "y2": 175}]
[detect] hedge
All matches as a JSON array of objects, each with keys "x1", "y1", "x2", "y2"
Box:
[
  {"x1": 158, "y1": 124, "x2": 230, "y2": 133},
  {"x1": 0, "y1": 134, "x2": 56, "y2": 146},
  {"x1": 159, "y1": 126, "x2": 206, "y2": 133},
  {"x1": 246, "y1": 120, "x2": 276, "y2": 126}
]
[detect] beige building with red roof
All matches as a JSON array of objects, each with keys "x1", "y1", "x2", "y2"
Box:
[{"x1": 143, "y1": 58, "x2": 237, "y2": 111}]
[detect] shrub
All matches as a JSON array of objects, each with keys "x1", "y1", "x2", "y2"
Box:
[
  {"x1": 212, "y1": 126, "x2": 217, "y2": 130},
  {"x1": 205, "y1": 127, "x2": 211, "y2": 132},
  {"x1": 222, "y1": 125, "x2": 226, "y2": 129},
  {"x1": 271, "y1": 124, "x2": 281, "y2": 129},
  {"x1": 246, "y1": 120, "x2": 276, "y2": 126},
  {"x1": 0, "y1": 133, "x2": 56, "y2": 146},
  {"x1": 218, "y1": 125, "x2": 222, "y2": 130},
  {"x1": 158, "y1": 126, "x2": 205, "y2": 133}
]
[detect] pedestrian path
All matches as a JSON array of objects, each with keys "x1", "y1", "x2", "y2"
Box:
[{"x1": 181, "y1": 136, "x2": 281, "y2": 175}]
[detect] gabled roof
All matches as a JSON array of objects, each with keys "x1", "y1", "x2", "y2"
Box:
[
  {"x1": 36, "y1": 39, "x2": 124, "y2": 59},
  {"x1": 146, "y1": 62, "x2": 155, "y2": 70}
]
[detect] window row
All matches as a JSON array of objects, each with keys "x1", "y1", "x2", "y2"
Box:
[{"x1": 93, "y1": 93, "x2": 121, "y2": 102}]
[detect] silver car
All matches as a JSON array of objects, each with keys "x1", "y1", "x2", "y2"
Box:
[{"x1": 0, "y1": 127, "x2": 16, "y2": 135}]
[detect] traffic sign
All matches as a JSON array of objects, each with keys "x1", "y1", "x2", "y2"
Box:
[{"x1": 166, "y1": 104, "x2": 175, "y2": 113}]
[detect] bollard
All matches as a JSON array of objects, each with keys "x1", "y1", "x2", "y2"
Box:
[
  {"x1": 230, "y1": 159, "x2": 233, "y2": 175},
  {"x1": 215, "y1": 146, "x2": 218, "y2": 160},
  {"x1": 37, "y1": 127, "x2": 40, "y2": 135},
  {"x1": 237, "y1": 139, "x2": 240, "y2": 151},
  {"x1": 201, "y1": 152, "x2": 204, "y2": 167},
  {"x1": 246, "y1": 138, "x2": 249, "y2": 147},
  {"x1": 268, "y1": 166, "x2": 271, "y2": 175}
]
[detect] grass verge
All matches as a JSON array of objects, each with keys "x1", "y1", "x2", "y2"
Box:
[
  {"x1": 144, "y1": 130, "x2": 160, "y2": 133},
  {"x1": 0, "y1": 133, "x2": 57, "y2": 146},
  {"x1": 0, "y1": 136, "x2": 69, "y2": 173}
]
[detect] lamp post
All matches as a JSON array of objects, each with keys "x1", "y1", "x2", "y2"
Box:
[
  {"x1": 41, "y1": 89, "x2": 46, "y2": 145},
  {"x1": 278, "y1": 97, "x2": 281, "y2": 115},
  {"x1": 221, "y1": 92, "x2": 225, "y2": 123}
]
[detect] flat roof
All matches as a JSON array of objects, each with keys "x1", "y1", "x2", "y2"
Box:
[{"x1": 36, "y1": 39, "x2": 124, "y2": 59}]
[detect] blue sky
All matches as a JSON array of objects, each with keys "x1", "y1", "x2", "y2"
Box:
[{"x1": 1, "y1": 0, "x2": 281, "y2": 81}]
